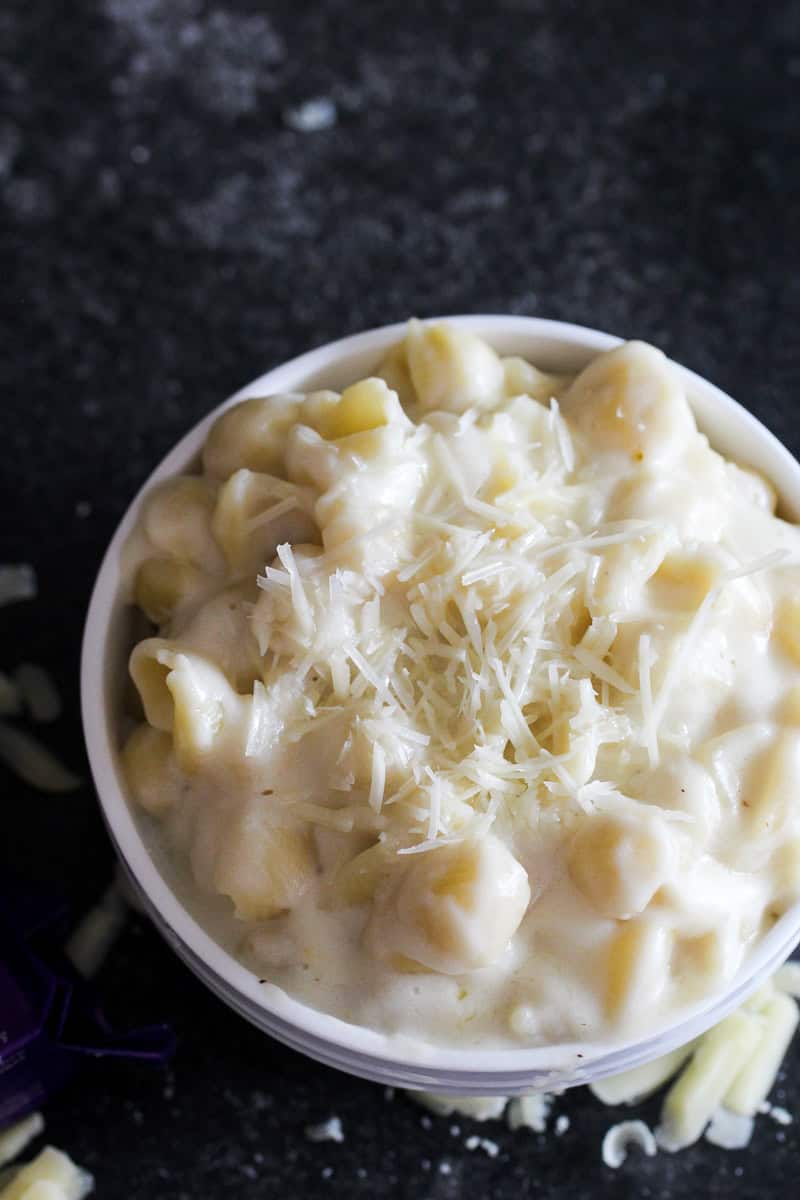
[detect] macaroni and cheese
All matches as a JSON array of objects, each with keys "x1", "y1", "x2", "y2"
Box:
[{"x1": 121, "y1": 321, "x2": 800, "y2": 1048}]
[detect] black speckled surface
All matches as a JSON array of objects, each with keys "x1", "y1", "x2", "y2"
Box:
[{"x1": 2, "y1": 1, "x2": 800, "y2": 1195}]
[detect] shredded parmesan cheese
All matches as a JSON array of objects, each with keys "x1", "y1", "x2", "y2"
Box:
[{"x1": 368, "y1": 742, "x2": 386, "y2": 813}]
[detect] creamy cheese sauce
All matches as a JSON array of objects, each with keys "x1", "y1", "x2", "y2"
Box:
[{"x1": 121, "y1": 322, "x2": 800, "y2": 1048}]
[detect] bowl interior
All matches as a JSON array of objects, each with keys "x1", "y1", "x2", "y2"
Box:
[{"x1": 82, "y1": 316, "x2": 800, "y2": 1093}]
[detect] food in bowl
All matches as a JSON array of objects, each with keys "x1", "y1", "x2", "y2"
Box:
[{"x1": 119, "y1": 320, "x2": 800, "y2": 1049}]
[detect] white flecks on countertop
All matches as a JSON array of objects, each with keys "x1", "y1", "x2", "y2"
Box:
[
  {"x1": 283, "y1": 97, "x2": 338, "y2": 133},
  {"x1": 464, "y1": 1135, "x2": 500, "y2": 1158},
  {"x1": 305, "y1": 1117, "x2": 344, "y2": 1145},
  {"x1": 103, "y1": 0, "x2": 285, "y2": 117}
]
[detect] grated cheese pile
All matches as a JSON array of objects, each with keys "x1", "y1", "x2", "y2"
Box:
[{"x1": 122, "y1": 320, "x2": 800, "y2": 1047}]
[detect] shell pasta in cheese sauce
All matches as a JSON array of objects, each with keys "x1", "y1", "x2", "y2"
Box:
[{"x1": 122, "y1": 321, "x2": 800, "y2": 1048}]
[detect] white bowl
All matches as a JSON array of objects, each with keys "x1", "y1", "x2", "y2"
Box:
[{"x1": 81, "y1": 316, "x2": 800, "y2": 1095}]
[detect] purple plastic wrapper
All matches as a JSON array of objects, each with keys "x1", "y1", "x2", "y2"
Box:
[{"x1": 0, "y1": 879, "x2": 175, "y2": 1130}]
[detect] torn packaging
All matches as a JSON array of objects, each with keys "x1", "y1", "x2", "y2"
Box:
[{"x1": 0, "y1": 882, "x2": 173, "y2": 1131}]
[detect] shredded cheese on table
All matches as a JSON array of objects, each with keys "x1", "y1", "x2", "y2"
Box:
[{"x1": 404, "y1": 954, "x2": 799, "y2": 1160}]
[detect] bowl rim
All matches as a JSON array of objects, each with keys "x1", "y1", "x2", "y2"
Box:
[{"x1": 81, "y1": 314, "x2": 800, "y2": 1091}]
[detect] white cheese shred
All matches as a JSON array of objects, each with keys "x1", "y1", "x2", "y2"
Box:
[
  {"x1": 407, "y1": 1093, "x2": 508, "y2": 1122},
  {"x1": 645, "y1": 589, "x2": 717, "y2": 747},
  {"x1": 703, "y1": 1108, "x2": 754, "y2": 1150},
  {"x1": 368, "y1": 742, "x2": 386, "y2": 814},
  {"x1": 14, "y1": 663, "x2": 62, "y2": 724},
  {"x1": 276, "y1": 543, "x2": 313, "y2": 637},
  {"x1": 0, "y1": 564, "x2": 37, "y2": 608},
  {"x1": 601, "y1": 1120, "x2": 657, "y2": 1169},
  {"x1": 304, "y1": 1117, "x2": 344, "y2": 1144},
  {"x1": 0, "y1": 1113, "x2": 44, "y2": 1169},
  {"x1": 760, "y1": 1103, "x2": 792, "y2": 1126},
  {"x1": 724, "y1": 548, "x2": 789, "y2": 582},
  {"x1": 549, "y1": 397, "x2": 575, "y2": 473},
  {"x1": 573, "y1": 645, "x2": 636, "y2": 695},
  {"x1": 64, "y1": 882, "x2": 127, "y2": 979},
  {"x1": 0, "y1": 672, "x2": 21, "y2": 718},
  {"x1": 464, "y1": 1134, "x2": 500, "y2": 1157},
  {"x1": 425, "y1": 769, "x2": 442, "y2": 840},
  {"x1": 637, "y1": 634, "x2": 659, "y2": 768},
  {"x1": 0, "y1": 721, "x2": 81, "y2": 793},
  {"x1": 506, "y1": 1094, "x2": 551, "y2": 1133},
  {"x1": 246, "y1": 494, "x2": 302, "y2": 533}
]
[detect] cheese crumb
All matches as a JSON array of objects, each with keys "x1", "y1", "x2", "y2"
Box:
[
  {"x1": 774, "y1": 962, "x2": 800, "y2": 998},
  {"x1": 704, "y1": 1108, "x2": 755, "y2": 1150},
  {"x1": 759, "y1": 1102, "x2": 792, "y2": 1126},
  {"x1": 506, "y1": 1094, "x2": 552, "y2": 1133},
  {"x1": 283, "y1": 97, "x2": 337, "y2": 133},
  {"x1": 304, "y1": 1117, "x2": 344, "y2": 1144},
  {"x1": 464, "y1": 1135, "x2": 500, "y2": 1158},
  {"x1": 601, "y1": 1120, "x2": 657, "y2": 1169},
  {"x1": 0, "y1": 1146, "x2": 93, "y2": 1200},
  {"x1": 0, "y1": 564, "x2": 37, "y2": 607},
  {"x1": 408, "y1": 1093, "x2": 507, "y2": 1121},
  {"x1": 14, "y1": 663, "x2": 61, "y2": 724},
  {"x1": 0, "y1": 1114, "x2": 44, "y2": 1169}
]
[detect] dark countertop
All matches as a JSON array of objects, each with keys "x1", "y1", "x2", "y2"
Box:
[{"x1": 2, "y1": 1, "x2": 799, "y2": 1195}]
